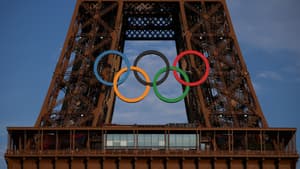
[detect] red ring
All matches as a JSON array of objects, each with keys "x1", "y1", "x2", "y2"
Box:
[{"x1": 172, "y1": 50, "x2": 210, "y2": 86}]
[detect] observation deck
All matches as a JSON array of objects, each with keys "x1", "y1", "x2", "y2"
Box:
[{"x1": 5, "y1": 124, "x2": 298, "y2": 169}]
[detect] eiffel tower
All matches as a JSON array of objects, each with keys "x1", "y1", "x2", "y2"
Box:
[{"x1": 5, "y1": 0, "x2": 298, "y2": 168}]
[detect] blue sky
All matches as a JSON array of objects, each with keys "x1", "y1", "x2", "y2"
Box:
[
  {"x1": 0, "y1": 0, "x2": 299, "y2": 168},
  {"x1": 113, "y1": 40, "x2": 187, "y2": 124}
]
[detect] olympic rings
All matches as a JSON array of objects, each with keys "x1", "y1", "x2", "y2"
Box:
[
  {"x1": 172, "y1": 50, "x2": 210, "y2": 86},
  {"x1": 153, "y1": 66, "x2": 190, "y2": 103},
  {"x1": 113, "y1": 66, "x2": 151, "y2": 103},
  {"x1": 93, "y1": 49, "x2": 210, "y2": 103},
  {"x1": 93, "y1": 50, "x2": 131, "y2": 86},
  {"x1": 133, "y1": 50, "x2": 170, "y2": 86}
]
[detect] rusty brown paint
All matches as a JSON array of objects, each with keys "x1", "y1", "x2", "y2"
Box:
[{"x1": 5, "y1": 0, "x2": 298, "y2": 169}]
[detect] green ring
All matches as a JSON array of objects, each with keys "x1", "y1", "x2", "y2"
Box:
[{"x1": 153, "y1": 66, "x2": 190, "y2": 103}]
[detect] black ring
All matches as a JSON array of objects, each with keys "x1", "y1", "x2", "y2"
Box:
[{"x1": 133, "y1": 50, "x2": 170, "y2": 86}]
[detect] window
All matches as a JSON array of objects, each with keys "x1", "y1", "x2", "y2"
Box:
[
  {"x1": 105, "y1": 133, "x2": 196, "y2": 149},
  {"x1": 106, "y1": 134, "x2": 134, "y2": 149},
  {"x1": 138, "y1": 134, "x2": 165, "y2": 149},
  {"x1": 169, "y1": 134, "x2": 196, "y2": 149}
]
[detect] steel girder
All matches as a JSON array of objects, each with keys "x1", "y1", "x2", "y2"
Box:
[{"x1": 35, "y1": 0, "x2": 267, "y2": 128}]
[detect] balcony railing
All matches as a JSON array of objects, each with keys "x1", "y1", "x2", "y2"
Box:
[{"x1": 5, "y1": 126, "x2": 298, "y2": 158}]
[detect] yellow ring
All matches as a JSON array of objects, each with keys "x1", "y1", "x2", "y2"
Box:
[{"x1": 113, "y1": 66, "x2": 151, "y2": 103}]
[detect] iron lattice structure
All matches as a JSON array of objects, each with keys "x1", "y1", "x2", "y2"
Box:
[
  {"x1": 5, "y1": 0, "x2": 298, "y2": 169},
  {"x1": 35, "y1": 0, "x2": 267, "y2": 128}
]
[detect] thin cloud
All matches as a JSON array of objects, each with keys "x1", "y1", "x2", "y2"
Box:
[
  {"x1": 113, "y1": 105, "x2": 186, "y2": 124},
  {"x1": 256, "y1": 71, "x2": 282, "y2": 81},
  {"x1": 282, "y1": 61, "x2": 300, "y2": 74},
  {"x1": 113, "y1": 40, "x2": 187, "y2": 124},
  {"x1": 227, "y1": 0, "x2": 300, "y2": 54},
  {"x1": 251, "y1": 81, "x2": 262, "y2": 93}
]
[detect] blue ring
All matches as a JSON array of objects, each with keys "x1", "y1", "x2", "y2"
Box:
[{"x1": 93, "y1": 50, "x2": 131, "y2": 86}]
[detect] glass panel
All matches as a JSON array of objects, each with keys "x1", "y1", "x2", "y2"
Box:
[
  {"x1": 105, "y1": 133, "x2": 196, "y2": 149},
  {"x1": 169, "y1": 134, "x2": 196, "y2": 149},
  {"x1": 137, "y1": 134, "x2": 165, "y2": 149},
  {"x1": 105, "y1": 134, "x2": 134, "y2": 149}
]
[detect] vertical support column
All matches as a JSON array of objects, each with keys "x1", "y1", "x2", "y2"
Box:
[
  {"x1": 104, "y1": 0, "x2": 124, "y2": 124},
  {"x1": 34, "y1": 0, "x2": 82, "y2": 127},
  {"x1": 92, "y1": 0, "x2": 124, "y2": 126},
  {"x1": 55, "y1": 130, "x2": 58, "y2": 153},
  {"x1": 259, "y1": 130, "x2": 265, "y2": 152},
  {"x1": 179, "y1": 0, "x2": 211, "y2": 127},
  {"x1": 24, "y1": 131, "x2": 27, "y2": 152},
  {"x1": 222, "y1": 0, "x2": 268, "y2": 127},
  {"x1": 71, "y1": 130, "x2": 75, "y2": 152}
]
